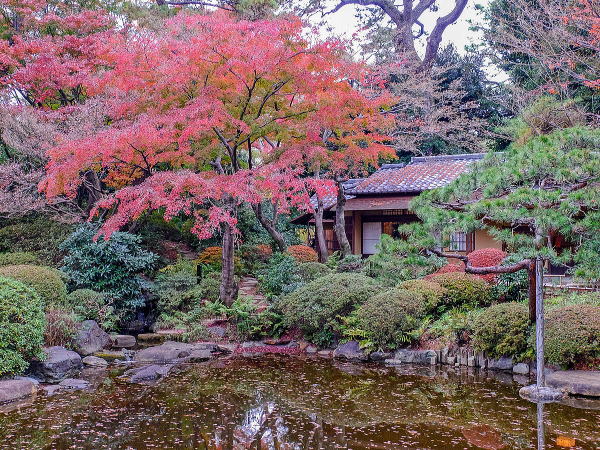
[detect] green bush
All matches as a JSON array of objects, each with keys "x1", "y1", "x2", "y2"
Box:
[
  {"x1": 60, "y1": 224, "x2": 158, "y2": 316},
  {"x1": 336, "y1": 254, "x2": 364, "y2": 273},
  {"x1": 472, "y1": 302, "x2": 532, "y2": 360},
  {"x1": 355, "y1": 288, "x2": 427, "y2": 350},
  {"x1": 398, "y1": 279, "x2": 447, "y2": 314},
  {"x1": 153, "y1": 259, "x2": 199, "y2": 315},
  {"x1": 545, "y1": 291, "x2": 600, "y2": 309},
  {"x1": 0, "y1": 276, "x2": 46, "y2": 376},
  {"x1": 0, "y1": 216, "x2": 73, "y2": 266},
  {"x1": 0, "y1": 264, "x2": 67, "y2": 307},
  {"x1": 66, "y1": 289, "x2": 119, "y2": 331},
  {"x1": 427, "y1": 307, "x2": 478, "y2": 348},
  {"x1": 544, "y1": 305, "x2": 600, "y2": 368},
  {"x1": 297, "y1": 262, "x2": 331, "y2": 283},
  {"x1": 493, "y1": 255, "x2": 529, "y2": 302},
  {"x1": 277, "y1": 273, "x2": 382, "y2": 347},
  {"x1": 0, "y1": 251, "x2": 40, "y2": 266},
  {"x1": 258, "y1": 253, "x2": 300, "y2": 297},
  {"x1": 429, "y1": 272, "x2": 493, "y2": 312}
]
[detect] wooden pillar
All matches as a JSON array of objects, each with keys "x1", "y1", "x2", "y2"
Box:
[{"x1": 535, "y1": 257, "x2": 545, "y2": 388}]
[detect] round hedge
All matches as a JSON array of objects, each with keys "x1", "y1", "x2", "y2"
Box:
[
  {"x1": 0, "y1": 264, "x2": 67, "y2": 307},
  {"x1": 397, "y1": 279, "x2": 447, "y2": 314},
  {"x1": 544, "y1": 305, "x2": 600, "y2": 368},
  {"x1": 277, "y1": 273, "x2": 381, "y2": 347},
  {"x1": 297, "y1": 262, "x2": 331, "y2": 282},
  {"x1": 0, "y1": 251, "x2": 41, "y2": 266},
  {"x1": 0, "y1": 276, "x2": 46, "y2": 376},
  {"x1": 356, "y1": 288, "x2": 426, "y2": 350},
  {"x1": 467, "y1": 248, "x2": 507, "y2": 284},
  {"x1": 428, "y1": 272, "x2": 493, "y2": 310},
  {"x1": 286, "y1": 245, "x2": 318, "y2": 263},
  {"x1": 472, "y1": 302, "x2": 532, "y2": 360}
]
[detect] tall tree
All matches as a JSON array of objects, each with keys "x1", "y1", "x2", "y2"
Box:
[{"x1": 41, "y1": 12, "x2": 392, "y2": 305}]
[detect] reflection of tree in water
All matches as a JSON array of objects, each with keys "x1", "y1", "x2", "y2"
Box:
[{"x1": 0, "y1": 356, "x2": 598, "y2": 449}]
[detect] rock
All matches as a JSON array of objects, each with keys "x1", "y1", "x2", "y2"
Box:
[
  {"x1": 519, "y1": 385, "x2": 565, "y2": 402},
  {"x1": 467, "y1": 356, "x2": 476, "y2": 367},
  {"x1": 14, "y1": 376, "x2": 40, "y2": 386},
  {"x1": 441, "y1": 348, "x2": 449, "y2": 365},
  {"x1": 82, "y1": 356, "x2": 108, "y2": 367},
  {"x1": 317, "y1": 350, "x2": 332, "y2": 358},
  {"x1": 134, "y1": 341, "x2": 198, "y2": 363},
  {"x1": 110, "y1": 335, "x2": 136, "y2": 349},
  {"x1": 264, "y1": 337, "x2": 291, "y2": 346},
  {"x1": 206, "y1": 326, "x2": 227, "y2": 338},
  {"x1": 333, "y1": 341, "x2": 368, "y2": 362},
  {"x1": 447, "y1": 356, "x2": 456, "y2": 366},
  {"x1": 393, "y1": 349, "x2": 437, "y2": 365},
  {"x1": 487, "y1": 356, "x2": 513, "y2": 371},
  {"x1": 93, "y1": 350, "x2": 126, "y2": 362},
  {"x1": 369, "y1": 351, "x2": 393, "y2": 362},
  {"x1": 126, "y1": 364, "x2": 174, "y2": 383},
  {"x1": 0, "y1": 379, "x2": 37, "y2": 404},
  {"x1": 73, "y1": 320, "x2": 111, "y2": 356},
  {"x1": 241, "y1": 341, "x2": 263, "y2": 349},
  {"x1": 512, "y1": 362, "x2": 530, "y2": 375},
  {"x1": 184, "y1": 349, "x2": 213, "y2": 363},
  {"x1": 546, "y1": 371, "x2": 600, "y2": 397},
  {"x1": 58, "y1": 378, "x2": 90, "y2": 391},
  {"x1": 476, "y1": 352, "x2": 487, "y2": 369},
  {"x1": 137, "y1": 333, "x2": 166, "y2": 345},
  {"x1": 305, "y1": 345, "x2": 318, "y2": 354},
  {"x1": 29, "y1": 346, "x2": 82, "y2": 382}
]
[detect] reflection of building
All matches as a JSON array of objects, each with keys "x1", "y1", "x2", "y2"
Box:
[{"x1": 293, "y1": 153, "x2": 502, "y2": 257}]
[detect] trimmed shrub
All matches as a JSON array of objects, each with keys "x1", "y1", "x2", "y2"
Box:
[
  {"x1": 0, "y1": 216, "x2": 73, "y2": 266},
  {"x1": 66, "y1": 289, "x2": 119, "y2": 331},
  {"x1": 337, "y1": 254, "x2": 364, "y2": 273},
  {"x1": 44, "y1": 308, "x2": 79, "y2": 347},
  {"x1": 429, "y1": 272, "x2": 493, "y2": 311},
  {"x1": 0, "y1": 276, "x2": 46, "y2": 376},
  {"x1": 258, "y1": 253, "x2": 300, "y2": 297},
  {"x1": 398, "y1": 279, "x2": 447, "y2": 313},
  {"x1": 544, "y1": 305, "x2": 600, "y2": 368},
  {"x1": 286, "y1": 245, "x2": 318, "y2": 263},
  {"x1": 60, "y1": 224, "x2": 158, "y2": 316},
  {"x1": 0, "y1": 251, "x2": 40, "y2": 266},
  {"x1": 0, "y1": 264, "x2": 67, "y2": 307},
  {"x1": 472, "y1": 302, "x2": 532, "y2": 360},
  {"x1": 239, "y1": 243, "x2": 273, "y2": 275},
  {"x1": 467, "y1": 248, "x2": 507, "y2": 283},
  {"x1": 254, "y1": 244, "x2": 273, "y2": 262},
  {"x1": 356, "y1": 288, "x2": 427, "y2": 350},
  {"x1": 277, "y1": 273, "x2": 382, "y2": 347},
  {"x1": 197, "y1": 246, "x2": 223, "y2": 268},
  {"x1": 425, "y1": 262, "x2": 464, "y2": 279},
  {"x1": 297, "y1": 262, "x2": 331, "y2": 283}
]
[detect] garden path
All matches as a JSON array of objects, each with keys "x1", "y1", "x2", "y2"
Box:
[{"x1": 238, "y1": 277, "x2": 268, "y2": 312}]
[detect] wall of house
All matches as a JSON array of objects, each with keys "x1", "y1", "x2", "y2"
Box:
[{"x1": 474, "y1": 229, "x2": 503, "y2": 251}]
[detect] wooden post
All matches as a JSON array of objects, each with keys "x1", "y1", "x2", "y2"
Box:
[
  {"x1": 535, "y1": 257, "x2": 545, "y2": 388},
  {"x1": 528, "y1": 260, "x2": 537, "y2": 321}
]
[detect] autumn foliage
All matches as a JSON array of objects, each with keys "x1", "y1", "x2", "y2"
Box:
[
  {"x1": 286, "y1": 245, "x2": 318, "y2": 263},
  {"x1": 467, "y1": 248, "x2": 507, "y2": 283}
]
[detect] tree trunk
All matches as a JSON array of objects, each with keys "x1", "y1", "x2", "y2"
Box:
[
  {"x1": 220, "y1": 221, "x2": 238, "y2": 307},
  {"x1": 334, "y1": 179, "x2": 352, "y2": 258},
  {"x1": 314, "y1": 194, "x2": 328, "y2": 263},
  {"x1": 535, "y1": 257, "x2": 545, "y2": 389},
  {"x1": 252, "y1": 202, "x2": 286, "y2": 252}
]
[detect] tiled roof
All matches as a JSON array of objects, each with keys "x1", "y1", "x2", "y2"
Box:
[
  {"x1": 309, "y1": 178, "x2": 363, "y2": 210},
  {"x1": 347, "y1": 153, "x2": 485, "y2": 195}
]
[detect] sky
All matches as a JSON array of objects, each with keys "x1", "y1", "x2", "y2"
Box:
[{"x1": 322, "y1": 0, "x2": 489, "y2": 58}]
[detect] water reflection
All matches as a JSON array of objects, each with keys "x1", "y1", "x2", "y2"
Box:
[{"x1": 0, "y1": 356, "x2": 597, "y2": 449}]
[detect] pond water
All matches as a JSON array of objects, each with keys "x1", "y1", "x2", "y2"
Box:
[{"x1": 1, "y1": 355, "x2": 599, "y2": 449}]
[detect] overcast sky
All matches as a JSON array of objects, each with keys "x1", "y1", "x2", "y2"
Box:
[{"x1": 322, "y1": 1, "x2": 489, "y2": 58}]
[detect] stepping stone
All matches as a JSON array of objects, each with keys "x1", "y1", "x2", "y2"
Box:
[
  {"x1": 82, "y1": 356, "x2": 109, "y2": 367},
  {"x1": 547, "y1": 371, "x2": 600, "y2": 397},
  {"x1": 58, "y1": 378, "x2": 90, "y2": 391},
  {"x1": 0, "y1": 379, "x2": 38, "y2": 404},
  {"x1": 110, "y1": 335, "x2": 136, "y2": 348}
]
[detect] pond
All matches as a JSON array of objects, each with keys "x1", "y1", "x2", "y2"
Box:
[{"x1": 0, "y1": 355, "x2": 599, "y2": 449}]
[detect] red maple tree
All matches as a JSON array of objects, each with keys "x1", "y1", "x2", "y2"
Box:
[{"x1": 41, "y1": 11, "x2": 394, "y2": 304}]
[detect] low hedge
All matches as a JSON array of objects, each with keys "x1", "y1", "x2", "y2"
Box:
[
  {"x1": 277, "y1": 273, "x2": 381, "y2": 347},
  {"x1": 397, "y1": 279, "x2": 447, "y2": 314},
  {"x1": 0, "y1": 264, "x2": 67, "y2": 307},
  {"x1": 544, "y1": 305, "x2": 600, "y2": 368},
  {"x1": 428, "y1": 272, "x2": 493, "y2": 311},
  {"x1": 356, "y1": 288, "x2": 426, "y2": 350},
  {"x1": 0, "y1": 276, "x2": 46, "y2": 376},
  {"x1": 472, "y1": 302, "x2": 532, "y2": 360},
  {"x1": 297, "y1": 262, "x2": 331, "y2": 282},
  {"x1": 286, "y1": 245, "x2": 318, "y2": 263},
  {"x1": 0, "y1": 251, "x2": 40, "y2": 266}
]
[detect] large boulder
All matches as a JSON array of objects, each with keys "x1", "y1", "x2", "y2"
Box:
[
  {"x1": 73, "y1": 321, "x2": 111, "y2": 356},
  {"x1": 110, "y1": 335, "x2": 136, "y2": 349},
  {"x1": 29, "y1": 346, "x2": 82, "y2": 382},
  {"x1": 386, "y1": 349, "x2": 437, "y2": 365},
  {"x1": 487, "y1": 356, "x2": 514, "y2": 371},
  {"x1": 134, "y1": 341, "x2": 196, "y2": 363},
  {"x1": 333, "y1": 341, "x2": 368, "y2": 362},
  {"x1": 547, "y1": 371, "x2": 600, "y2": 397},
  {"x1": 0, "y1": 379, "x2": 38, "y2": 404}
]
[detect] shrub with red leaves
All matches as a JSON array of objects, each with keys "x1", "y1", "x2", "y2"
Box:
[
  {"x1": 425, "y1": 262, "x2": 465, "y2": 279},
  {"x1": 286, "y1": 245, "x2": 318, "y2": 263},
  {"x1": 467, "y1": 248, "x2": 507, "y2": 284},
  {"x1": 254, "y1": 244, "x2": 273, "y2": 262}
]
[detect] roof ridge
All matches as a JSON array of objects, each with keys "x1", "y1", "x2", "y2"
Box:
[{"x1": 410, "y1": 153, "x2": 486, "y2": 163}]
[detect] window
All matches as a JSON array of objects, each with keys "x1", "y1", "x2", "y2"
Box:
[
  {"x1": 362, "y1": 222, "x2": 382, "y2": 255},
  {"x1": 449, "y1": 232, "x2": 467, "y2": 252}
]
